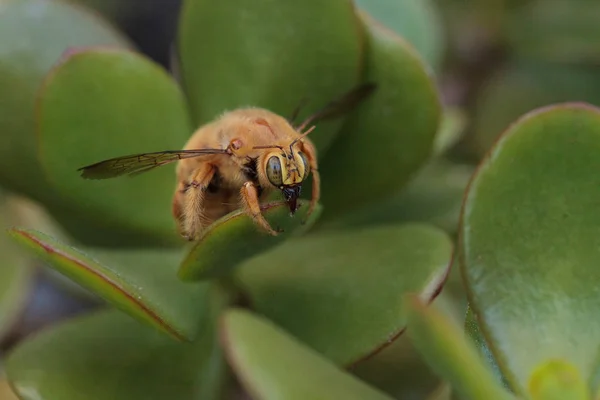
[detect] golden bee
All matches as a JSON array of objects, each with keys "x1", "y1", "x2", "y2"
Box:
[{"x1": 78, "y1": 83, "x2": 375, "y2": 241}]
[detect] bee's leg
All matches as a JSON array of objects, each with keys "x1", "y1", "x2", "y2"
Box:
[
  {"x1": 179, "y1": 163, "x2": 216, "y2": 241},
  {"x1": 240, "y1": 181, "x2": 281, "y2": 236},
  {"x1": 300, "y1": 141, "x2": 320, "y2": 222}
]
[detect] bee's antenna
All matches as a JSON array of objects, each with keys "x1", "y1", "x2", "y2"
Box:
[
  {"x1": 253, "y1": 144, "x2": 284, "y2": 150},
  {"x1": 289, "y1": 125, "x2": 316, "y2": 153},
  {"x1": 296, "y1": 83, "x2": 376, "y2": 131},
  {"x1": 289, "y1": 97, "x2": 310, "y2": 124}
]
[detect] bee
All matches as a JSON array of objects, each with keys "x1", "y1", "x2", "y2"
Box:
[{"x1": 78, "y1": 83, "x2": 375, "y2": 241}]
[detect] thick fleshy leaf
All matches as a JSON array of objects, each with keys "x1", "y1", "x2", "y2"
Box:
[
  {"x1": 354, "y1": 0, "x2": 444, "y2": 70},
  {"x1": 461, "y1": 104, "x2": 600, "y2": 394},
  {"x1": 6, "y1": 288, "x2": 232, "y2": 400},
  {"x1": 528, "y1": 360, "x2": 590, "y2": 400},
  {"x1": 8, "y1": 228, "x2": 206, "y2": 341},
  {"x1": 0, "y1": 0, "x2": 132, "y2": 203},
  {"x1": 221, "y1": 308, "x2": 394, "y2": 400},
  {"x1": 236, "y1": 223, "x2": 453, "y2": 365},
  {"x1": 318, "y1": 159, "x2": 474, "y2": 235},
  {"x1": 405, "y1": 295, "x2": 514, "y2": 400},
  {"x1": 0, "y1": 202, "x2": 35, "y2": 341},
  {"x1": 464, "y1": 306, "x2": 509, "y2": 390},
  {"x1": 178, "y1": 0, "x2": 362, "y2": 154},
  {"x1": 427, "y1": 384, "x2": 452, "y2": 400},
  {"x1": 435, "y1": 108, "x2": 468, "y2": 156},
  {"x1": 351, "y1": 291, "x2": 466, "y2": 399},
  {"x1": 318, "y1": 12, "x2": 441, "y2": 220},
  {"x1": 37, "y1": 48, "x2": 191, "y2": 246},
  {"x1": 470, "y1": 62, "x2": 600, "y2": 159},
  {"x1": 350, "y1": 334, "x2": 441, "y2": 399},
  {"x1": 179, "y1": 200, "x2": 322, "y2": 281}
]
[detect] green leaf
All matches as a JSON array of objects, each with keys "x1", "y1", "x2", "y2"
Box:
[
  {"x1": 318, "y1": 11, "x2": 441, "y2": 220},
  {"x1": 461, "y1": 103, "x2": 600, "y2": 394},
  {"x1": 528, "y1": 360, "x2": 590, "y2": 400},
  {"x1": 350, "y1": 334, "x2": 441, "y2": 399},
  {"x1": 178, "y1": 0, "x2": 363, "y2": 154},
  {"x1": 405, "y1": 295, "x2": 514, "y2": 400},
  {"x1": 427, "y1": 383, "x2": 453, "y2": 400},
  {"x1": 435, "y1": 107, "x2": 468, "y2": 156},
  {"x1": 236, "y1": 223, "x2": 453, "y2": 365},
  {"x1": 0, "y1": 0, "x2": 132, "y2": 204},
  {"x1": 6, "y1": 286, "x2": 231, "y2": 400},
  {"x1": 354, "y1": 0, "x2": 444, "y2": 70},
  {"x1": 8, "y1": 228, "x2": 206, "y2": 341},
  {"x1": 37, "y1": 48, "x2": 191, "y2": 247},
  {"x1": 0, "y1": 201, "x2": 35, "y2": 341},
  {"x1": 351, "y1": 291, "x2": 465, "y2": 399},
  {"x1": 179, "y1": 200, "x2": 322, "y2": 281},
  {"x1": 464, "y1": 305, "x2": 510, "y2": 389},
  {"x1": 470, "y1": 62, "x2": 600, "y2": 159},
  {"x1": 221, "y1": 308, "x2": 394, "y2": 400},
  {"x1": 319, "y1": 159, "x2": 474, "y2": 235}
]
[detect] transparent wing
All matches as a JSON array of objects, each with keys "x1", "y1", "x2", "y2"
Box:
[{"x1": 77, "y1": 149, "x2": 228, "y2": 179}]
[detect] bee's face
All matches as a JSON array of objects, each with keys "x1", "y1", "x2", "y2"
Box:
[{"x1": 264, "y1": 147, "x2": 310, "y2": 214}]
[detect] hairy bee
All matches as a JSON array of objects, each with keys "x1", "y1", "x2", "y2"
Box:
[{"x1": 78, "y1": 83, "x2": 375, "y2": 241}]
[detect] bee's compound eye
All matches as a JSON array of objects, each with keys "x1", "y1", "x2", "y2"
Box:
[
  {"x1": 266, "y1": 156, "x2": 283, "y2": 186},
  {"x1": 298, "y1": 151, "x2": 310, "y2": 180}
]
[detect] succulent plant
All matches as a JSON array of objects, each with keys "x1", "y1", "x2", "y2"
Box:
[
  {"x1": 407, "y1": 103, "x2": 600, "y2": 400},
  {"x1": 3, "y1": 0, "x2": 598, "y2": 399},
  {"x1": 0, "y1": 0, "x2": 459, "y2": 398}
]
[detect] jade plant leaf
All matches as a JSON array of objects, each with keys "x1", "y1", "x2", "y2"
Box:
[
  {"x1": 434, "y1": 107, "x2": 468, "y2": 156},
  {"x1": 320, "y1": 159, "x2": 474, "y2": 235},
  {"x1": 464, "y1": 306, "x2": 509, "y2": 390},
  {"x1": 37, "y1": 48, "x2": 191, "y2": 246},
  {"x1": 8, "y1": 228, "x2": 206, "y2": 341},
  {"x1": 405, "y1": 295, "x2": 514, "y2": 400},
  {"x1": 6, "y1": 286, "x2": 231, "y2": 400},
  {"x1": 350, "y1": 334, "x2": 441, "y2": 399},
  {"x1": 236, "y1": 223, "x2": 453, "y2": 365},
  {"x1": 221, "y1": 308, "x2": 395, "y2": 400},
  {"x1": 351, "y1": 291, "x2": 466, "y2": 400},
  {"x1": 178, "y1": 0, "x2": 363, "y2": 154},
  {"x1": 179, "y1": 200, "x2": 322, "y2": 281},
  {"x1": 0, "y1": 202, "x2": 35, "y2": 341},
  {"x1": 0, "y1": 0, "x2": 132, "y2": 204},
  {"x1": 461, "y1": 104, "x2": 600, "y2": 394},
  {"x1": 528, "y1": 360, "x2": 590, "y2": 400},
  {"x1": 318, "y1": 11, "x2": 441, "y2": 220},
  {"x1": 354, "y1": 0, "x2": 444, "y2": 70}
]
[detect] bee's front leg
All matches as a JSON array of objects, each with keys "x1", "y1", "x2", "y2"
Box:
[
  {"x1": 174, "y1": 163, "x2": 216, "y2": 241},
  {"x1": 240, "y1": 181, "x2": 282, "y2": 236}
]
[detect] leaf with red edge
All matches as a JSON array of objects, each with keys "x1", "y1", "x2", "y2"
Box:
[
  {"x1": 236, "y1": 223, "x2": 453, "y2": 366},
  {"x1": 8, "y1": 228, "x2": 206, "y2": 341}
]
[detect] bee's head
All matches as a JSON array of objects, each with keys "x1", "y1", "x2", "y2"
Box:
[{"x1": 263, "y1": 145, "x2": 310, "y2": 215}]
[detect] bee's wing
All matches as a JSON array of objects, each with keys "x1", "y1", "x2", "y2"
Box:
[
  {"x1": 78, "y1": 149, "x2": 228, "y2": 179},
  {"x1": 296, "y1": 83, "x2": 376, "y2": 130}
]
